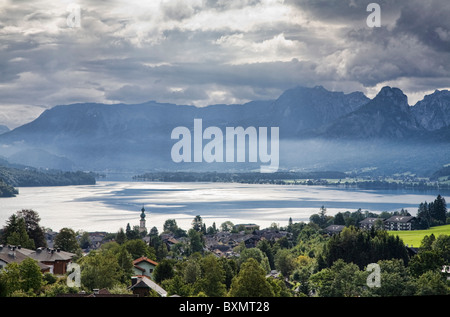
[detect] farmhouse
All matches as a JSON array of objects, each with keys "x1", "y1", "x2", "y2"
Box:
[
  {"x1": 324, "y1": 225, "x2": 345, "y2": 235},
  {"x1": 133, "y1": 256, "x2": 158, "y2": 280},
  {"x1": 384, "y1": 216, "x2": 416, "y2": 231},
  {"x1": 0, "y1": 244, "x2": 75, "y2": 274},
  {"x1": 359, "y1": 217, "x2": 381, "y2": 230}
]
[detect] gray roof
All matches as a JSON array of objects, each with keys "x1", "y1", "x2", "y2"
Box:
[
  {"x1": 0, "y1": 245, "x2": 51, "y2": 271},
  {"x1": 385, "y1": 216, "x2": 415, "y2": 223},
  {"x1": 325, "y1": 225, "x2": 345, "y2": 232},
  {"x1": 359, "y1": 217, "x2": 380, "y2": 224},
  {"x1": 129, "y1": 276, "x2": 167, "y2": 297}
]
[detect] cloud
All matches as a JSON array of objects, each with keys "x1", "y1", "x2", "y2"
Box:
[{"x1": 0, "y1": 0, "x2": 449, "y2": 127}]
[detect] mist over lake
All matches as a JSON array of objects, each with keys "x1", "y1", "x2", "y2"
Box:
[{"x1": 0, "y1": 181, "x2": 446, "y2": 233}]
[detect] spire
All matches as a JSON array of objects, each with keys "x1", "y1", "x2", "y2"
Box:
[{"x1": 139, "y1": 206, "x2": 147, "y2": 233}]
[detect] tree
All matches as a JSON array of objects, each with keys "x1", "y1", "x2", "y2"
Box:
[
  {"x1": 116, "y1": 228, "x2": 127, "y2": 245},
  {"x1": 154, "y1": 259, "x2": 174, "y2": 284},
  {"x1": 125, "y1": 223, "x2": 139, "y2": 240},
  {"x1": 309, "y1": 259, "x2": 366, "y2": 297},
  {"x1": 79, "y1": 231, "x2": 91, "y2": 249},
  {"x1": 197, "y1": 255, "x2": 226, "y2": 297},
  {"x1": 228, "y1": 258, "x2": 274, "y2": 297},
  {"x1": 0, "y1": 262, "x2": 21, "y2": 296},
  {"x1": 1, "y1": 214, "x2": 35, "y2": 249},
  {"x1": 334, "y1": 212, "x2": 345, "y2": 225},
  {"x1": 17, "y1": 209, "x2": 46, "y2": 248},
  {"x1": 54, "y1": 228, "x2": 80, "y2": 253},
  {"x1": 163, "y1": 219, "x2": 179, "y2": 234},
  {"x1": 116, "y1": 246, "x2": 134, "y2": 284},
  {"x1": 415, "y1": 270, "x2": 449, "y2": 296},
  {"x1": 220, "y1": 221, "x2": 234, "y2": 232},
  {"x1": 79, "y1": 250, "x2": 121, "y2": 290},
  {"x1": 192, "y1": 215, "x2": 204, "y2": 232},
  {"x1": 19, "y1": 257, "x2": 43, "y2": 294},
  {"x1": 275, "y1": 249, "x2": 296, "y2": 277},
  {"x1": 257, "y1": 239, "x2": 275, "y2": 270},
  {"x1": 431, "y1": 195, "x2": 447, "y2": 225},
  {"x1": 188, "y1": 228, "x2": 204, "y2": 254},
  {"x1": 433, "y1": 234, "x2": 450, "y2": 262},
  {"x1": 238, "y1": 247, "x2": 271, "y2": 273},
  {"x1": 365, "y1": 259, "x2": 416, "y2": 297},
  {"x1": 123, "y1": 239, "x2": 156, "y2": 260}
]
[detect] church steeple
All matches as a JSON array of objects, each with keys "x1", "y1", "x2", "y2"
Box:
[{"x1": 139, "y1": 206, "x2": 147, "y2": 233}]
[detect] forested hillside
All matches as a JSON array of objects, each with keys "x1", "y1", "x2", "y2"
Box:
[{"x1": 0, "y1": 165, "x2": 96, "y2": 197}]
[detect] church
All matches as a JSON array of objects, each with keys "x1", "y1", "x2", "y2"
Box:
[{"x1": 139, "y1": 206, "x2": 147, "y2": 233}]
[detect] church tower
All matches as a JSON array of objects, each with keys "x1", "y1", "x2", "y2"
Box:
[{"x1": 139, "y1": 206, "x2": 147, "y2": 233}]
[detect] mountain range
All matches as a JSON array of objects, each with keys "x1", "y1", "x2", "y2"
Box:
[{"x1": 0, "y1": 85, "x2": 449, "y2": 177}]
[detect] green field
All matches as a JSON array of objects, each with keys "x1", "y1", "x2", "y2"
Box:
[{"x1": 388, "y1": 224, "x2": 450, "y2": 247}]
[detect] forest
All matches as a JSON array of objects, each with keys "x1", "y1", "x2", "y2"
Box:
[{"x1": 0, "y1": 166, "x2": 96, "y2": 197}]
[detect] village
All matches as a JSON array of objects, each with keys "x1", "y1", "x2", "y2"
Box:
[{"x1": 1, "y1": 201, "x2": 438, "y2": 298}]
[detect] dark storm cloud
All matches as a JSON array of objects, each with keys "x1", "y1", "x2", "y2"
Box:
[{"x1": 0, "y1": 0, "x2": 450, "y2": 127}]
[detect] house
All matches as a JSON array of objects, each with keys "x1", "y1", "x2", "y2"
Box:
[
  {"x1": 20, "y1": 246, "x2": 76, "y2": 275},
  {"x1": 359, "y1": 217, "x2": 380, "y2": 230},
  {"x1": 324, "y1": 225, "x2": 345, "y2": 235},
  {"x1": 384, "y1": 216, "x2": 416, "y2": 231},
  {"x1": 129, "y1": 276, "x2": 167, "y2": 297},
  {"x1": 0, "y1": 245, "x2": 50, "y2": 273},
  {"x1": 133, "y1": 256, "x2": 158, "y2": 279}
]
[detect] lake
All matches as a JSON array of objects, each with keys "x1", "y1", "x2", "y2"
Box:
[{"x1": 0, "y1": 181, "x2": 447, "y2": 233}]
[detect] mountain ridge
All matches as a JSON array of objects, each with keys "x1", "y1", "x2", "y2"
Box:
[{"x1": 0, "y1": 85, "x2": 449, "y2": 175}]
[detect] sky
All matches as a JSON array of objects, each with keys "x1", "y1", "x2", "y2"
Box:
[{"x1": 0, "y1": 0, "x2": 450, "y2": 128}]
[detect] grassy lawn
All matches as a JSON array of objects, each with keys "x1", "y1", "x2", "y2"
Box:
[{"x1": 387, "y1": 224, "x2": 450, "y2": 247}]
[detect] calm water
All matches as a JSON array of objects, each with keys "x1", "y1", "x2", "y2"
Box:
[{"x1": 0, "y1": 181, "x2": 446, "y2": 233}]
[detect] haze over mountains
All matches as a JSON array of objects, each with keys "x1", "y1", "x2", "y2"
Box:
[{"x1": 0, "y1": 85, "x2": 449, "y2": 177}]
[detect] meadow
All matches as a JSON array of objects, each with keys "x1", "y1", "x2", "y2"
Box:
[{"x1": 388, "y1": 224, "x2": 450, "y2": 247}]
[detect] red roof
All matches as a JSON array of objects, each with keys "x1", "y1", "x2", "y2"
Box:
[{"x1": 133, "y1": 256, "x2": 158, "y2": 266}]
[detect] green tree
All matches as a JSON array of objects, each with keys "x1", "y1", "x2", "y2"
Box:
[
  {"x1": 197, "y1": 255, "x2": 226, "y2": 297},
  {"x1": 415, "y1": 270, "x2": 449, "y2": 296},
  {"x1": 228, "y1": 258, "x2": 274, "y2": 297},
  {"x1": 79, "y1": 250, "x2": 121, "y2": 290},
  {"x1": 163, "y1": 219, "x2": 179, "y2": 234},
  {"x1": 79, "y1": 231, "x2": 91, "y2": 250},
  {"x1": 433, "y1": 234, "x2": 450, "y2": 262},
  {"x1": 220, "y1": 221, "x2": 234, "y2": 232},
  {"x1": 275, "y1": 249, "x2": 296, "y2": 277},
  {"x1": 431, "y1": 195, "x2": 447, "y2": 225},
  {"x1": 19, "y1": 257, "x2": 43, "y2": 294},
  {"x1": 123, "y1": 239, "x2": 156, "y2": 260},
  {"x1": 54, "y1": 228, "x2": 80, "y2": 253},
  {"x1": 2, "y1": 214, "x2": 35, "y2": 249},
  {"x1": 365, "y1": 259, "x2": 416, "y2": 297},
  {"x1": 188, "y1": 228, "x2": 204, "y2": 254},
  {"x1": 0, "y1": 262, "x2": 21, "y2": 296},
  {"x1": 408, "y1": 250, "x2": 445, "y2": 278},
  {"x1": 116, "y1": 228, "x2": 127, "y2": 245},
  {"x1": 238, "y1": 247, "x2": 271, "y2": 273},
  {"x1": 257, "y1": 239, "x2": 275, "y2": 270},
  {"x1": 125, "y1": 223, "x2": 139, "y2": 240},
  {"x1": 310, "y1": 259, "x2": 366, "y2": 297},
  {"x1": 17, "y1": 209, "x2": 46, "y2": 248},
  {"x1": 153, "y1": 259, "x2": 174, "y2": 284},
  {"x1": 334, "y1": 212, "x2": 346, "y2": 225},
  {"x1": 192, "y1": 215, "x2": 204, "y2": 232}
]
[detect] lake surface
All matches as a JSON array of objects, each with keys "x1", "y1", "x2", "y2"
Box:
[{"x1": 0, "y1": 181, "x2": 447, "y2": 233}]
